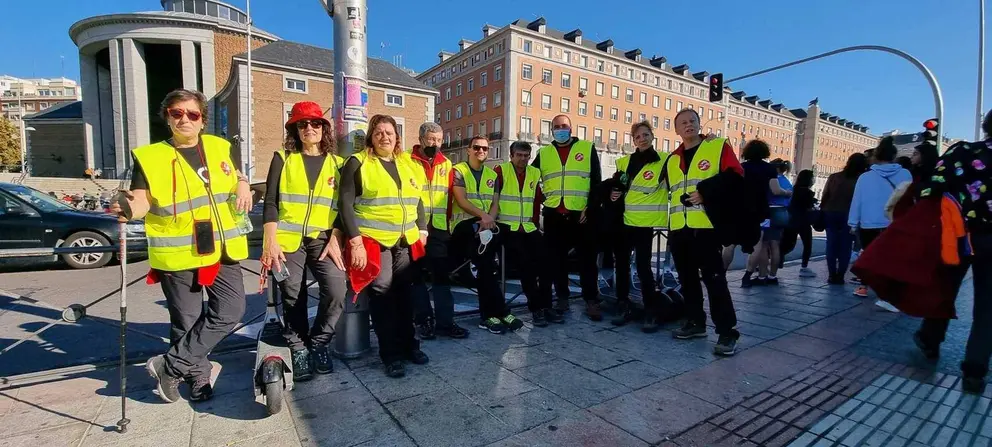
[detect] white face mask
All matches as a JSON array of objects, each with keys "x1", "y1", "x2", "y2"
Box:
[{"x1": 478, "y1": 226, "x2": 500, "y2": 254}]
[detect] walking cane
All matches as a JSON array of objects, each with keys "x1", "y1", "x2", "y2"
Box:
[{"x1": 115, "y1": 170, "x2": 132, "y2": 434}]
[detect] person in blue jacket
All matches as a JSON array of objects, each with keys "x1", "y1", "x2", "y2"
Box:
[{"x1": 848, "y1": 136, "x2": 912, "y2": 302}]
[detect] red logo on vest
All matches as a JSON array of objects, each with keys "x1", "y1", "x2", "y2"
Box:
[
  {"x1": 529, "y1": 181, "x2": 535, "y2": 189},
  {"x1": 642, "y1": 171, "x2": 654, "y2": 181},
  {"x1": 439, "y1": 167, "x2": 446, "y2": 176},
  {"x1": 220, "y1": 161, "x2": 232, "y2": 176},
  {"x1": 410, "y1": 179, "x2": 418, "y2": 189},
  {"x1": 697, "y1": 160, "x2": 711, "y2": 171},
  {"x1": 574, "y1": 153, "x2": 584, "y2": 162},
  {"x1": 486, "y1": 179, "x2": 495, "y2": 188},
  {"x1": 327, "y1": 177, "x2": 336, "y2": 188}
]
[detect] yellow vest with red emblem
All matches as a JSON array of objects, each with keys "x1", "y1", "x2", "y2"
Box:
[
  {"x1": 275, "y1": 150, "x2": 344, "y2": 252},
  {"x1": 450, "y1": 162, "x2": 498, "y2": 229},
  {"x1": 615, "y1": 154, "x2": 668, "y2": 228},
  {"x1": 497, "y1": 162, "x2": 540, "y2": 233},
  {"x1": 537, "y1": 140, "x2": 593, "y2": 211},
  {"x1": 666, "y1": 138, "x2": 727, "y2": 230},
  {"x1": 352, "y1": 151, "x2": 422, "y2": 247},
  {"x1": 131, "y1": 134, "x2": 248, "y2": 271},
  {"x1": 416, "y1": 153, "x2": 452, "y2": 232}
]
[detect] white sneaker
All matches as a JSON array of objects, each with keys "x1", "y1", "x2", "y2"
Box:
[
  {"x1": 799, "y1": 267, "x2": 817, "y2": 278},
  {"x1": 875, "y1": 300, "x2": 900, "y2": 313}
]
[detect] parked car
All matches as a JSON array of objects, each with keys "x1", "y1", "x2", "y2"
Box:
[{"x1": 0, "y1": 182, "x2": 146, "y2": 269}]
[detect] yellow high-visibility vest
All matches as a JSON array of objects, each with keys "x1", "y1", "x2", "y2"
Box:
[
  {"x1": 132, "y1": 134, "x2": 248, "y2": 271},
  {"x1": 450, "y1": 162, "x2": 497, "y2": 228},
  {"x1": 615, "y1": 154, "x2": 669, "y2": 228},
  {"x1": 352, "y1": 151, "x2": 422, "y2": 247},
  {"x1": 537, "y1": 140, "x2": 592, "y2": 211},
  {"x1": 667, "y1": 138, "x2": 727, "y2": 230},
  {"x1": 414, "y1": 154, "x2": 452, "y2": 232},
  {"x1": 497, "y1": 162, "x2": 540, "y2": 233},
  {"x1": 275, "y1": 150, "x2": 344, "y2": 252}
]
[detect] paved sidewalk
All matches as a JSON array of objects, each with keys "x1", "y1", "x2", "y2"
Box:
[{"x1": 0, "y1": 260, "x2": 981, "y2": 446}]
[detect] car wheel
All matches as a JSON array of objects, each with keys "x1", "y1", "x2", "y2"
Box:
[{"x1": 61, "y1": 231, "x2": 113, "y2": 269}]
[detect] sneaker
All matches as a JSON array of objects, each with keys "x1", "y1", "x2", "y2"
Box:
[
  {"x1": 827, "y1": 274, "x2": 846, "y2": 285},
  {"x1": 714, "y1": 335, "x2": 739, "y2": 356},
  {"x1": 875, "y1": 300, "x2": 900, "y2": 313},
  {"x1": 554, "y1": 298, "x2": 571, "y2": 313},
  {"x1": 146, "y1": 356, "x2": 182, "y2": 403},
  {"x1": 799, "y1": 267, "x2": 816, "y2": 278},
  {"x1": 741, "y1": 272, "x2": 754, "y2": 289},
  {"x1": 755, "y1": 276, "x2": 769, "y2": 286},
  {"x1": 291, "y1": 349, "x2": 314, "y2": 382},
  {"x1": 503, "y1": 314, "x2": 524, "y2": 331},
  {"x1": 437, "y1": 323, "x2": 470, "y2": 339},
  {"x1": 545, "y1": 308, "x2": 565, "y2": 324},
  {"x1": 312, "y1": 344, "x2": 334, "y2": 374},
  {"x1": 913, "y1": 332, "x2": 939, "y2": 360},
  {"x1": 853, "y1": 286, "x2": 869, "y2": 297},
  {"x1": 641, "y1": 315, "x2": 660, "y2": 334},
  {"x1": 850, "y1": 276, "x2": 862, "y2": 285},
  {"x1": 479, "y1": 317, "x2": 507, "y2": 334},
  {"x1": 585, "y1": 301, "x2": 603, "y2": 322},
  {"x1": 406, "y1": 349, "x2": 430, "y2": 365},
  {"x1": 385, "y1": 360, "x2": 406, "y2": 378},
  {"x1": 766, "y1": 276, "x2": 779, "y2": 286},
  {"x1": 417, "y1": 318, "x2": 437, "y2": 340},
  {"x1": 188, "y1": 376, "x2": 213, "y2": 402},
  {"x1": 963, "y1": 377, "x2": 987, "y2": 395},
  {"x1": 611, "y1": 301, "x2": 634, "y2": 327},
  {"x1": 532, "y1": 310, "x2": 549, "y2": 327},
  {"x1": 673, "y1": 321, "x2": 708, "y2": 339}
]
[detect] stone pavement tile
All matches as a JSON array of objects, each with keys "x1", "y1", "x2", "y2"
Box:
[
  {"x1": 226, "y1": 429, "x2": 302, "y2": 447},
  {"x1": 721, "y1": 346, "x2": 817, "y2": 382},
  {"x1": 486, "y1": 388, "x2": 579, "y2": 433},
  {"x1": 762, "y1": 333, "x2": 848, "y2": 362},
  {"x1": 734, "y1": 310, "x2": 810, "y2": 331},
  {"x1": 765, "y1": 425, "x2": 803, "y2": 447},
  {"x1": 838, "y1": 423, "x2": 872, "y2": 446},
  {"x1": 81, "y1": 389, "x2": 193, "y2": 446},
  {"x1": 786, "y1": 431, "x2": 818, "y2": 447},
  {"x1": 488, "y1": 409, "x2": 649, "y2": 447},
  {"x1": 862, "y1": 430, "x2": 894, "y2": 447},
  {"x1": 0, "y1": 381, "x2": 105, "y2": 437},
  {"x1": 795, "y1": 319, "x2": 882, "y2": 345},
  {"x1": 930, "y1": 425, "x2": 957, "y2": 447},
  {"x1": 515, "y1": 359, "x2": 630, "y2": 408},
  {"x1": 734, "y1": 302, "x2": 791, "y2": 317},
  {"x1": 0, "y1": 422, "x2": 89, "y2": 447},
  {"x1": 734, "y1": 414, "x2": 773, "y2": 437},
  {"x1": 597, "y1": 361, "x2": 676, "y2": 390},
  {"x1": 427, "y1": 356, "x2": 537, "y2": 405},
  {"x1": 808, "y1": 413, "x2": 842, "y2": 436},
  {"x1": 491, "y1": 346, "x2": 557, "y2": 371},
  {"x1": 355, "y1": 363, "x2": 447, "y2": 404},
  {"x1": 620, "y1": 345, "x2": 714, "y2": 376},
  {"x1": 188, "y1": 388, "x2": 294, "y2": 447},
  {"x1": 417, "y1": 338, "x2": 479, "y2": 364},
  {"x1": 669, "y1": 423, "x2": 732, "y2": 447},
  {"x1": 81, "y1": 429, "x2": 195, "y2": 447},
  {"x1": 285, "y1": 367, "x2": 360, "y2": 403},
  {"x1": 589, "y1": 382, "x2": 722, "y2": 444},
  {"x1": 791, "y1": 407, "x2": 827, "y2": 428},
  {"x1": 454, "y1": 329, "x2": 531, "y2": 357},
  {"x1": 776, "y1": 310, "x2": 828, "y2": 325},
  {"x1": 752, "y1": 421, "x2": 790, "y2": 445},
  {"x1": 895, "y1": 416, "x2": 924, "y2": 440},
  {"x1": 541, "y1": 339, "x2": 633, "y2": 372},
  {"x1": 736, "y1": 322, "x2": 793, "y2": 341},
  {"x1": 386, "y1": 387, "x2": 509, "y2": 447},
  {"x1": 664, "y1": 360, "x2": 778, "y2": 409},
  {"x1": 291, "y1": 386, "x2": 408, "y2": 447}
]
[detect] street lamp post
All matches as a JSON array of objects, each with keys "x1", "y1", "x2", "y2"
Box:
[{"x1": 977, "y1": 0, "x2": 986, "y2": 140}]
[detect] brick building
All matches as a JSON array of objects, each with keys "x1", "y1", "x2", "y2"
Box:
[
  {"x1": 792, "y1": 102, "x2": 879, "y2": 195},
  {"x1": 1, "y1": 77, "x2": 81, "y2": 122}
]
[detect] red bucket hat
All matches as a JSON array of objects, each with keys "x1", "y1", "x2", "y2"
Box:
[{"x1": 285, "y1": 101, "x2": 330, "y2": 130}]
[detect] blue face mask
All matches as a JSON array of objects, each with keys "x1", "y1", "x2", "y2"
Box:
[{"x1": 552, "y1": 128, "x2": 572, "y2": 143}]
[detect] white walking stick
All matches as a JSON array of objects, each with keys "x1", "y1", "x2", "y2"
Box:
[{"x1": 115, "y1": 170, "x2": 132, "y2": 434}]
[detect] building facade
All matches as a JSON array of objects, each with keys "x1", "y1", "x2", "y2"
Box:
[
  {"x1": 792, "y1": 102, "x2": 879, "y2": 195},
  {"x1": 23, "y1": 102, "x2": 86, "y2": 177},
  {"x1": 1, "y1": 76, "x2": 81, "y2": 121}
]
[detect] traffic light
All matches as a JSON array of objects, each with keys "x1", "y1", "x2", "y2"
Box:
[
  {"x1": 921, "y1": 118, "x2": 939, "y2": 149},
  {"x1": 709, "y1": 73, "x2": 724, "y2": 102}
]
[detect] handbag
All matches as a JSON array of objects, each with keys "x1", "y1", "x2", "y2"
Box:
[{"x1": 809, "y1": 208, "x2": 826, "y2": 232}]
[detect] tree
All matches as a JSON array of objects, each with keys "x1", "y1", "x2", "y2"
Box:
[{"x1": 0, "y1": 116, "x2": 20, "y2": 170}]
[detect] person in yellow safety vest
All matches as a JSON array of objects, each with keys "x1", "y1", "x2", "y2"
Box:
[
  {"x1": 111, "y1": 89, "x2": 252, "y2": 404},
  {"x1": 607, "y1": 121, "x2": 670, "y2": 332},
  {"x1": 494, "y1": 141, "x2": 562, "y2": 327},
  {"x1": 450, "y1": 135, "x2": 524, "y2": 335},
  {"x1": 338, "y1": 114, "x2": 429, "y2": 379},
  {"x1": 532, "y1": 114, "x2": 604, "y2": 322},
  {"x1": 259, "y1": 101, "x2": 348, "y2": 382},
  {"x1": 408, "y1": 122, "x2": 469, "y2": 340},
  {"x1": 665, "y1": 108, "x2": 744, "y2": 356}
]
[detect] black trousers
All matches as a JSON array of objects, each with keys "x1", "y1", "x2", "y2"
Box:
[
  {"x1": 411, "y1": 227, "x2": 458, "y2": 329},
  {"x1": 500, "y1": 224, "x2": 553, "y2": 312},
  {"x1": 159, "y1": 262, "x2": 246, "y2": 379},
  {"x1": 277, "y1": 236, "x2": 348, "y2": 351},
  {"x1": 368, "y1": 244, "x2": 419, "y2": 363},
  {"x1": 669, "y1": 228, "x2": 739, "y2": 338},
  {"x1": 543, "y1": 211, "x2": 600, "y2": 302},
  {"x1": 450, "y1": 219, "x2": 506, "y2": 320},
  {"x1": 614, "y1": 225, "x2": 662, "y2": 313}
]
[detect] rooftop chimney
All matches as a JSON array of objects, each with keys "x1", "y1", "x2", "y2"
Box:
[
  {"x1": 564, "y1": 29, "x2": 582, "y2": 44},
  {"x1": 649, "y1": 55, "x2": 666, "y2": 68},
  {"x1": 527, "y1": 17, "x2": 546, "y2": 33},
  {"x1": 672, "y1": 64, "x2": 689, "y2": 75},
  {"x1": 458, "y1": 39, "x2": 475, "y2": 51},
  {"x1": 482, "y1": 24, "x2": 499, "y2": 38},
  {"x1": 624, "y1": 49, "x2": 642, "y2": 62},
  {"x1": 596, "y1": 39, "x2": 614, "y2": 53},
  {"x1": 438, "y1": 51, "x2": 453, "y2": 63}
]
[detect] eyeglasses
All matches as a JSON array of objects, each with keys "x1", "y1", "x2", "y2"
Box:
[
  {"x1": 471, "y1": 145, "x2": 489, "y2": 151},
  {"x1": 167, "y1": 108, "x2": 202, "y2": 122},
  {"x1": 295, "y1": 120, "x2": 322, "y2": 130}
]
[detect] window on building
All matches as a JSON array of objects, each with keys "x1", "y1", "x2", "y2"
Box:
[
  {"x1": 480, "y1": 96, "x2": 487, "y2": 112},
  {"x1": 624, "y1": 132, "x2": 632, "y2": 145},
  {"x1": 677, "y1": 101, "x2": 683, "y2": 110},
  {"x1": 494, "y1": 91, "x2": 502, "y2": 107},
  {"x1": 577, "y1": 125, "x2": 588, "y2": 140},
  {"x1": 580, "y1": 55, "x2": 588, "y2": 67},
  {"x1": 596, "y1": 81, "x2": 605, "y2": 96},
  {"x1": 708, "y1": 109, "x2": 714, "y2": 120},
  {"x1": 579, "y1": 77, "x2": 588, "y2": 91},
  {"x1": 523, "y1": 40, "x2": 532, "y2": 52},
  {"x1": 481, "y1": 71, "x2": 488, "y2": 87},
  {"x1": 520, "y1": 116, "x2": 532, "y2": 133},
  {"x1": 521, "y1": 90, "x2": 532, "y2": 106},
  {"x1": 540, "y1": 119, "x2": 552, "y2": 136},
  {"x1": 640, "y1": 92, "x2": 647, "y2": 105},
  {"x1": 611, "y1": 85, "x2": 619, "y2": 99},
  {"x1": 610, "y1": 107, "x2": 618, "y2": 121},
  {"x1": 625, "y1": 89, "x2": 634, "y2": 102},
  {"x1": 285, "y1": 77, "x2": 306, "y2": 92},
  {"x1": 638, "y1": 113, "x2": 646, "y2": 122},
  {"x1": 699, "y1": 106, "x2": 704, "y2": 119},
  {"x1": 480, "y1": 121, "x2": 487, "y2": 136},
  {"x1": 467, "y1": 101, "x2": 474, "y2": 116},
  {"x1": 593, "y1": 127, "x2": 603, "y2": 142},
  {"x1": 561, "y1": 97, "x2": 570, "y2": 113},
  {"x1": 493, "y1": 117, "x2": 502, "y2": 133},
  {"x1": 542, "y1": 69, "x2": 553, "y2": 84},
  {"x1": 455, "y1": 105, "x2": 463, "y2": 119},
  {"x1": 652, "y1": 116, "x2": 659, "y2": 129},
  {"x1": 445, "y1": 110, "x2": 451, "y2": 122},
  {"x1": 609, "y1": 130, "x2": 618, "y2": 144},
  {"x1": 467, "y1": 124, "x2": 474, "y2": 138},
  {"x1": 468, "y1": 78, "x2": 474, "y2": 92},
  {"x1": 563, "y1": 50, "x2": 571, "y2": 63},
  {"x1": 561, "y1": 73, "x2": 571, "y2": 88},
  {"x1": 445, "y1": 87, "x2": 451, "y2": 101},
  {"x1": 653, "y1": 95, "x2": 660, "y2": 108},
  {"x1": 543, "y1": 45, "x2": 552, "y2": 58},
  {"x1": 665, "y1": 98, "x2": 672, "y2": 111},
  {"x1": 522, "y1": 64, "x2": 533, "y2": 80},
  {"x1": 664, "y1": 118, "x2": 671, "y2": 130},
  {"x1": 456, "y1": 83, "x2": 463, "y2": 96},
  {"x1": 597, "y1": 60, "x2": 605, "y2": 72},
  {"x1": 594, "y1": 105, "x2": 604, "y2": 119},
  {"x1": 663, "y1": 139, "x2": 671, "y2": 151},
  {"x1": 495, "y1": 65, "x2": 503, "y2": 81},
  {"x1": 625, "y1": 110, "x2": 633, "y2": 124},
  {"x1": 385, "y1": 93, "x2": 403, "y2": 106},
  {"x1": 541, "y1": 94, "x2": 552, "y2": 110}
]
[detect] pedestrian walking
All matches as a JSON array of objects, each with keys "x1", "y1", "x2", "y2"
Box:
[
  {"x1": 820, "y1": 153, "x2": 868, "y2": 284},
  {"x1": 740, "y1": 142, "x2": 792, "y2": 288},
  {"x1": 783, "y1": 169, "x2": 817, "y2": 277},
  {"x1": 111, "y1": 89, "x2": 251, "y2": 403},
  {"x1": 259, "y1": 101, "x2": 348, "y2": 381}
]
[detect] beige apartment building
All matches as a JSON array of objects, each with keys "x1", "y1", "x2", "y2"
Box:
[
  {"x1": 0, "y1": 76, "x2": 81, "y2": 121},
  {"x1": 417, "y1": 18, "x2": 876, "y2": 181},
  {"x1": 792, "y1": 102, "x2": 879, "y2": 194}
]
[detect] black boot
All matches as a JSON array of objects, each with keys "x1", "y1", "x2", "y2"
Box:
[
  {"x1": 611, "y1": 301, "x2": 634, "y2": 326},
  {"x1": 292, "y1": 349, "x2": 314, "y2": 382},
  {"x1": 961, "y1": 362, "x2": 987, "y2": 395}
]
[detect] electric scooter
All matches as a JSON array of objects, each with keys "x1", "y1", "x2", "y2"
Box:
[{"x1": 253, "y1": 270, "x2": 295, "y2": 415}]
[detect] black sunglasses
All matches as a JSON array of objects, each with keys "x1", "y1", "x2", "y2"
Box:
[
  {"x1": 295, "y1": 120, "x2": 323, "y2": 130},
  {"x1": 471, "y1": 145, "x2": 489, "y2": 151}
]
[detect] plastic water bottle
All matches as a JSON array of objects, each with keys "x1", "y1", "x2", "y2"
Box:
[{"x1": 228, "y1": 194, "x2": 254, "y2": 235}]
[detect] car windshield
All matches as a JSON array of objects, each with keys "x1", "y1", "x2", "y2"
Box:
[{"x1": 4, "y1": 184, "x2": 75, "y2": 212}]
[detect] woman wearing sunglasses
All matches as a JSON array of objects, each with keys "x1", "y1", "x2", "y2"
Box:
[
  {"x1": 259, "y1": 101, "x2": 347, "y2": 381},
  {"x1": 111, "y1": 88, "x2": 252, "y2": 403}
]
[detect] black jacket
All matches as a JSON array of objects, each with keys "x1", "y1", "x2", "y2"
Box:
[{"x1": 696, "y1": 170, "x2": 761, "y2": 253}]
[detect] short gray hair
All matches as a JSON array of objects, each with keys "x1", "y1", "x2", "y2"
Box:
[{"x1": 419, "y1": 122, "x2": 443, "y2": 139}]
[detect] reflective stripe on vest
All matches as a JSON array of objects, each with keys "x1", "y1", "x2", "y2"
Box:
[
  {"x1": 274, "y1": 151, "x2": 343, "y2": 252},
  {"x1": 496, "y1": 162, "x2": 540, "y2": 233},
  {"x1": 538, "y1": 140, "x2": 592, "y2": 211},
  {"x1": 666, "y1": 138, "x2": 727, "y2": 230},
  {"x1": 450, "y1": 162, "x2": 497, "y2": 228},
  {"x1": 416, "y1": 156, "x2": 452, "y2": 232},
  {"x1": 615, "y1": 154, "x2": 669, "y2": 228},
  {"x1": 351, "y1": 151, "x2": 422, "y2": 247},
  {"x1": 132, "y1": 134, "x2": 248, "y2": 271}
]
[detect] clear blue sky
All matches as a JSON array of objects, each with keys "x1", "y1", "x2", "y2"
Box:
[{"x1": 1, "y1": 0, "x2": 985, "y2": 140}]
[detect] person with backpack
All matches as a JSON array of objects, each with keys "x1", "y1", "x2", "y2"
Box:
[{"x1": 848, "y1": 136, "x2": 911, "y2": 302}]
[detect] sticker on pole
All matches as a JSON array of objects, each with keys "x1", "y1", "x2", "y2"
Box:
[
  {"x1": 347, "y1": 7, "x2": 361, "y2": 20},
  {"x1": 343, "y1": 77, "x2": 368, "y2": 108},
  {"x1": 347, "y1": 46, "x2": 362, "y2": 64}
]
